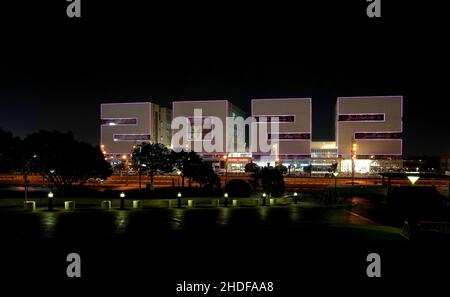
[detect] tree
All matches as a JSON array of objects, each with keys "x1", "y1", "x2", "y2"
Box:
[
  {"x1": 224, "y1": 179, "x2": 252, "y2": 197},
  {"x1": 244, "y1": 162, "x2": 259, "y2": 173},
  {"x1": 181, "y1": 151, "x2": 204, "y2": 188},
  {"x1": 275, "y1": 164, "x2": 287, "y2": 175},
  {"x1": 131, "y1": 143, "x2": 173, "y2": 185},
  {"x1": 171, "y1": 149, "x2": 188, "y2": 188},
  {"x1": 252, "y1": 167, "x2": 285, "y2": 197},
  {"x1": 0, "y1": 128, "x2": 24, "y2": 173},
  {"x1": 191, "y1": 161, "x2": 221, "y2": 189},
  {"x1": 23, "y1": 130, "x2": 112, "y2": 193},
  {"x1": 171, "y1": 150, "x2": 220, "y2": 189}
]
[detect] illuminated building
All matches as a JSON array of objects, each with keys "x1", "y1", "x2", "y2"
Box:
[
  {"x1": 171, "y1": 100, "x2": 248, "y2": 172},
  {"x1": 100, "y1": 102, "x2": 172, "y2": 163},
  {"x1": 336, "y1": 96, "x2": 403, "y2": 175},
  {"x1": 251, "y1": 98, "x2": 312, "y2": 172}
]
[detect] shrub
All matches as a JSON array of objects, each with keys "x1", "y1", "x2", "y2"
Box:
[{"x1": 224, "y1": 179, "x2": 252, "y2": 197}]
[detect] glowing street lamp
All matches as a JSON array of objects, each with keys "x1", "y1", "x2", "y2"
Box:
[
  {"x1": 223, "y1": 192, "x2": 229, "y2": 207},
  {"x1": 176, "y1": 170, "x2": 182, "y2": 189},
  {"x1": 120, "y1": 192, "x2": 126, "y2": 209},
  {"x1": 407, "y1": 175, "x2": 420, "y2": 185},
  {"x1": 48, "y1": 191, "x2": 54, "y2": 211},
  {"x1": 351, "y1": 141, "x2": 357, "y2": 186},
  {"x1": 122, "y1": 155, "x2": 129, "y2": 186},
  {"x1": 262, "y1": 192, "x2": 267, "y2": 206},
  {"x1": 333, "y1": 172, "x2": 339, "y2": 197},
  {"x1": 177, "y1": 192, "x2": 182, "y2": 208},
  {"x1": 223, "y1": 154, "x2": 229, "y2": 185}
]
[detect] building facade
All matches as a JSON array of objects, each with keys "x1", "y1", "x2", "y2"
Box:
[
  {"x1": 251, "y1": 98, "x2": 312, "y2": 169},
  {"x1": 100, "y1": 95, "x2": 403, "y2": 175},
  {"x1": 100, "y1": 102, "x2": 172, "y2": 162},
  {"x1": 336, "y1": 96, "x2": 403, "y2": 175},
  {"x1": 171, "y1": 100, "x2": 248, "y2": 172}
]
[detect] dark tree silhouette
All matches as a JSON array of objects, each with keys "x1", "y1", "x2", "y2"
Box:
[
  {"x1": 225, "y1": 179, "x2": 252, "y2": 197},
  {"x1": 0, "y1": 128, "x2": 24, "y2": 173},
  {"x1": 171, "y1": 149, "x2": 188, "y2": 188},
  {"x1": 171, "y1": 150, "x2": 220, "y2": 189},
  {"x1": 191, "y1": 161, "x2": 221, "y2": 189},
  {"x1": 252, "y1": 167, "x2": 285, "y2": 197},
  {"x1": 24, "y1": 130, "x2": 112, "y2": 193},
  {"x1": 131, "y1": 142, "x2": 173, "y2": 185},
  {"x1": 244, "y1": 162, "x2": 260, "y2": 173}
]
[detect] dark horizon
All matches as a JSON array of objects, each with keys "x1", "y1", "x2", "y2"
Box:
[
  {"x1": 1, "y1": 48, "x2": 448, "y2": 157},
  {"x1": 0, "y1": 2, "x2": 449, "y2": 156}
]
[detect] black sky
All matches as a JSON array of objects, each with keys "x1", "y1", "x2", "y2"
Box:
[{"x1": 0, "y1": 1, "x2": 449, "y2": 156}]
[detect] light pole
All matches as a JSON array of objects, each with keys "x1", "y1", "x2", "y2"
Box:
[
  {"x1": 333, "y1": 172, "x2": 339, "y2": 198},
  {"x1": 224, "y1": 192, "x2": 229, "y2": 207},
  {"x1": 177, "y1": 192, "x2": 182, "y2": 208},
  {"x1": 120, "y1": 192, "x2": 126, "y2": 209},
  {"x1": 177, "y1": 170, "x2": 181, "y2": 190},
  {"x1": 139, "y1": 163, "x2": 146, "y2": 189},
  {"x1": 122, "y1": 155, "x2": 129, "y2": 187},
  {"x1": 223, "y1": 154, "x2": 228, "y2": 186},
  {"x1": 48, "y1": 191, "x2": 54, "y2": 211},
  {"x1": 351, "y1": 141, "x2": 357, "y2": 186},
  {"x1": 262, "y1": 192, "x2": 267, "y2": 206}
]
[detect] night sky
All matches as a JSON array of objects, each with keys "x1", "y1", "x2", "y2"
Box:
[{"x1": 0, "y1": 1, "x2": 449, "y2": 156}]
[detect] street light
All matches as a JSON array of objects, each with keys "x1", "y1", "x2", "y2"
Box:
[
  {"x1": 177, "y1": 170, "x2": 181, "y2": 189},
  {"x1": 138, "y1": 163, "x2": 146, "y2": 189},
  {"x1": 223, "y1": 192, "x2": 229, "y2": 207},
  {"x1": 48, "y1": 192, "x2": 54, "y2": 211},
  {"x1": 407, "y1": 175, "x2": 420, "y2": 186},
  {"x1": 262, "y1": 192, "x2": 267, "y2": 206},
  {"x1": 120, "y1": 192, "x2": 126, "y2": 209},
  {"x1": 122, "y1": 155, "x2": 129, "y2": 187},
  {"x1": 223, "y1": 154, "x2": 228, "y2": 186},
  {"x1": 333, "y1": 172, "x2": 339, "y2": 198},
  {"x1": 351, "y1": 141, "x2": 357, "y2": 186},
  {"x1": 177, "y1": 192, "x2": 182, "y2": 208}
]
